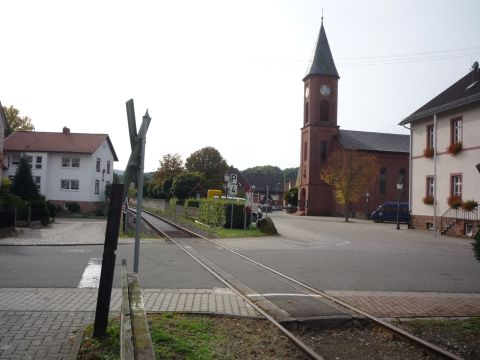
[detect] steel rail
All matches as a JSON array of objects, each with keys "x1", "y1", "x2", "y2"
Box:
[
  {"x1": 130, "y1": 209, "x2": 325, "y2": 360},
  {"x1": 136, "y1": 209, "x2": 464, "y2": 360}
]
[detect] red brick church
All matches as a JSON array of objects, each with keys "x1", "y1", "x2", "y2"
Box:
[{"x1": 298, "y1": 20, "x2": 409, "y2": 217}]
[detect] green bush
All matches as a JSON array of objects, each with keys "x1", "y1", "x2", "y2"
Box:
[
  {"x1": 0, "y1": 193, "x2": 27, "y2": 209},
  {"x1": 198, "y1": 199, "x2": 226, "y2": 228},
  {"x1": 284, "y1": 187, "x2": 298, "y2": 207},
  {"x1": 47, "y1": 202, "x2": 57, "y2": 218},
  {"x1": 224, "y1": 202, "x2": 251, "y2": 229},
  {"x1": 66, "y1": 202, "x2": 80, "y2": 213}
]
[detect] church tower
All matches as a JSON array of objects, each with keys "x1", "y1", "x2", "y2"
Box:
[{"x1": 298, "y1": 20, "x2": 339, "y2": 215}]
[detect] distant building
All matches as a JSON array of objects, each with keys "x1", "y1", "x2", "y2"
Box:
[
  {"x1": 400, "y1": 61, "x2": 480, "y2": 236},
  {"x1": 3, "y1": 127, "x2": 118, "y2": 212},
  {"x1": 298, "y1": 20, "x2": 409, "y2": 216}
]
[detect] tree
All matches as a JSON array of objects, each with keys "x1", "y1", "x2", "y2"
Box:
[
  {"x1": 10, "y1": 156, "x2": 41, "y2": 201},
  {"x1": 185, "y1": 147, "x2": 228, "y2": 191},
  {"x1": 243, "y1": 165, "x2": 282, "y2": 175},
  {"x1": 320, "y1": 150, "x2": 378, "y2": 222},
  {"x1": 284, "y1": 187, "x2": 298, "y2": 207},
  {"x1": 3, "y1": 105, "x2": 34, "y2": 137},
  {"x1": 283, "y1": 167, "x2": 299, "y2": 184},
  {"x1": 171, "y1": 172, "x2": 204, "y2": 200},
  {"x1": 153, "y1": 153, "x2": 184, "y2": 183}
]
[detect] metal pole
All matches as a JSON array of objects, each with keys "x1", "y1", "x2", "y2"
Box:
[
  {"x1": 396, "y1": 186, "x2": 400, "y2": 230},
  {"x1": 133, "y1": 123, "x2": 147, "y2": 273}
]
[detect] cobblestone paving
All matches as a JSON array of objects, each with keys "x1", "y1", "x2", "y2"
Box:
[
  {"x1": 0, "y1": 288, "x2": 259, "y2": 360},
  {"x1": 326, "y1": 290, "x2": 480, "y2": 318}
]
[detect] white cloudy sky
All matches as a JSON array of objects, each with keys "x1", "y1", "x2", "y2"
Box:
[{"x1": 2, "y1": 0, "x2": 479, "y2": 172}]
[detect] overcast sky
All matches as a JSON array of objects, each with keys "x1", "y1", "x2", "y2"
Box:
[{"x1": 2, "y1": 0, "x2": 479, "y2": 172}]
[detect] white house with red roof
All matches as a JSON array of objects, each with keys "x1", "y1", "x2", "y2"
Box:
[
  {"x1": 400, "y1": 62, "x2": 480, "y2": 236},
  {"x1": 3, "y1": 127, "x2": 118, "y2": 212}
]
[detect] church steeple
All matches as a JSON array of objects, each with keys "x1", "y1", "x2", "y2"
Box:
[{"x1": 304, "y1": 20, "x2": 339, "y2": 80}]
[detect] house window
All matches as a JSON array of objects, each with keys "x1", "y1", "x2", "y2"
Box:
[
  {"x1": 94, "y1": 180, "x2": 100, "y2": 194},
  {"x1": 26, "y1": 156, "x2": 33, "y2": 169},
  {"x1": 96, "y1": 158, "x2": 101, "y2": 172},
  {"x1": 62, "y1": 157, "x2": 80, "y2": 168},
  {"x1": 451, "y1": 174, "x2": 462, "y2": 198},
  {"x1": 34, "y1": 176, "x2": 41, "y2": 191},
  {"x1": 427, "y1": 125, "x2": 434, "y2": 149},
  {"x1": 451, "y1": 118, "x2": 462, "y2": 144},
  {"x1": 72, "y1": 158, "x2": 80, "y2": 168},
  {"x1": 379, "y1": 167, "x2": 387, "y2": 195},
  {"x1": 305, "y1": 102, "x2": 309, "y2": 124},
  {"x1": 426, "y1": 176, "x2": 434, "y2": 197},
  {"x1": 61, "y1": 179, "x2": 79, "y2": 190},
  {"x1": 11, "y1": 154, "x2": 21, "y2": 164},
  {"x1": 321, "y1": 141, "x2": 327, "y2": 161},
  {"x1": 107, "y1": 161, "x2": 111, "y2": 174},
  {"x1": 320, "y1": 100, "x2": 329, "y2": 121},
  {"x1": 35, "y1": 156, "x2": 42, "y2": 169}
]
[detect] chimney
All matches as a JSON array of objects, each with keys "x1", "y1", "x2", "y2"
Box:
[{"x1": 63, "y1": 127, "x2": 70, "y2": 134}]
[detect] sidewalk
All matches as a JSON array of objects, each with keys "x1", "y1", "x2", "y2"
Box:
[{"x1": 0, "y1": 288, "x2": 259, "y2": 360}]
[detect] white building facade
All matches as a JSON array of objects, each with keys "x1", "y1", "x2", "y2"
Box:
[
  {"x1": 400, "y1": 63, "x2": 480, "y2": 236},
  {"x1": 4, "y1": 128, "x2": 118, "y2": 212}
]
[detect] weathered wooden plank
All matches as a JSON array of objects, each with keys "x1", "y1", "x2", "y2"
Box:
[{"x1": 128, "y1": 273, "x2": 155, "y2": 360}]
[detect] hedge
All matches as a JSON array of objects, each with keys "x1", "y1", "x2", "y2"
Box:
[{"x1": 197, "y1": 198, "x2": 251, "y2": 229}]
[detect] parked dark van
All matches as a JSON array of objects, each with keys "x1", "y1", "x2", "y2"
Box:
[{"x1": 370, "y1": 202, "x2": 409, "y2": 223}]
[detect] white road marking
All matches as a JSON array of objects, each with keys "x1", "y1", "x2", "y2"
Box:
[
  {"x1": 77, "y1": 258, "x2": 102, "y2": 288},
  {"x1": 246, "y1": 293, "x2": 323, "y2": 298}
]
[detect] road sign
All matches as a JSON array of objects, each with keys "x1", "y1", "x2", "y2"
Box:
[
  {"x1": 229, "y1": 184, "x2": 238, "y2": 195},
  {"x1": 230, "y1": 174, "x2": 238, "y2": 184}
]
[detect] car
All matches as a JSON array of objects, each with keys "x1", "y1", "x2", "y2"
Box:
[{"x1": 370, "y1": 202, "x2": 409, "y2": 223}]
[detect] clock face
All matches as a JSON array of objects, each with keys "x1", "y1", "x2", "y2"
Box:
[
  {"x1": 305, "y1": 86, "x2": 310, "y2": 99},
  {"x1": 320, "y1": 84, "x2": 331, "y2": 96}
]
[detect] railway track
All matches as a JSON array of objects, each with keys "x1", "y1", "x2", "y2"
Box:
[{"x1": 128, "y1": 208, "x2": 464, "y2": 360}]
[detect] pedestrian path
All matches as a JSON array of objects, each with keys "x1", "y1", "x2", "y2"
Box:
[{"x1": 0, "y1": 288, "x2": 259, "y2": 360}]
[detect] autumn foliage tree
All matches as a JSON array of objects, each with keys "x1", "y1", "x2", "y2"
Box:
[
  {"x1": 3, "y1": 105, "x2": 34, "y2": 137},
  {"x1": 320, "y1": 150, "x2": 378, "y2": 222}
]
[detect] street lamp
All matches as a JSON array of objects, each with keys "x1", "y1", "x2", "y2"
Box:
[
  {"x1": 365, "y1": 192, "x2": 370, "y2": 219},
  {"x1": 396, "y1": 182, "x2": 403, "y2": 230}
]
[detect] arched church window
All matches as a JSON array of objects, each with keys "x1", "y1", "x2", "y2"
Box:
[
  {"x1": 321, "y1": 141, "x2": 327, "y2": 161},
  {"x1": 305, "y1": 102, "x2": 309, "y2": 124},
  {"x1": 303, "y1": 142, "x2": 308, "y2": 161},
  {"x1": 379, "y1": 167, "x2": 387, "y2": 195},
  {"x1": 320, "y1": 100, "x2": 329, "y2": 121}
]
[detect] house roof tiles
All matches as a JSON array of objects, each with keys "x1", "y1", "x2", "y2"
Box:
[
  {"x1": 4, "y1": 130, "x2": 118, "y2": 160},
  {"x1": 400, "y1": 64, "x2": 480, "y2": 124}
]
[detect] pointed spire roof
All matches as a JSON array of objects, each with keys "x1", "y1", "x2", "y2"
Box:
[{"x1": 304, "y1": 20, "x2": 339, "y2": 80}]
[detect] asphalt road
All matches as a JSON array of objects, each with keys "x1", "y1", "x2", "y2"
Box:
[{"x1": 0, "y1": 213, "x2": 479, "y2": 294}]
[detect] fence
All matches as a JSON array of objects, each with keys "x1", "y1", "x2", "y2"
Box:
[{"x1": 0, "y1": 209, "x2": 15, "y2": 230}]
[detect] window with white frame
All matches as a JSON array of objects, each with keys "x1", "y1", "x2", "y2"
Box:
[
  {"x1": 11, "y1": 154, "x2": 20, "y2": 164},
  {"x1": 451, "y1": 118, "x2": 462, "y2": 144},
  {"x1": 96, "y1": 158, "x2": 101, "y2": 172},
  {"x1": 61, "y1": 179, "x2": 79, "y2": 190},
  {"x1": 427, "y1": 125, "x2": 434, "y2": 149},
  {"x1": 107, "y1": 161, "x2": 111, "y2": 174},
  {"x1": 94, "y1": 180, "x2": 100, "y2": 194},
  {"x1": 35, "y1": 156, "x2": 42, "y2": 169},
  {"x1": 62, "y1": 157, "x2": 80, "y2": 168},
  {"x1": 451, "y1": 175, "x2": 462, "y2": 198},
  {"x1": 426, "y1": 176, "x2": 434, "y2": 197},
  {"x1": 34, "y1": 176, "x2": 41, "y2": 191},
  {"x1": 26, "y1": 156, "x2": 33, "y2": 169}
]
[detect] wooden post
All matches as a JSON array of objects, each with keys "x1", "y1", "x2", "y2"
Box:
[{"x1": 93, "y1": 183, "x2": 125, "y2": 338}]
